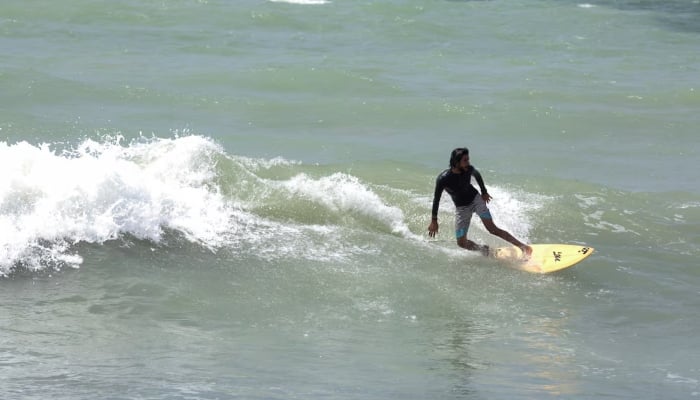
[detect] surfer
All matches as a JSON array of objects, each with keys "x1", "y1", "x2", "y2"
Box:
[{"x1": 428, "y1": 147, "x2": 533, "y2": 257}]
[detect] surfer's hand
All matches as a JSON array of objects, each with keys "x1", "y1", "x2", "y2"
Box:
[
  {"x1": 482, "y1": 193, "x2": 492, "y2": 203},
  {"x1": 428, "y1": 220, "x2": 439, "y2": 238}
]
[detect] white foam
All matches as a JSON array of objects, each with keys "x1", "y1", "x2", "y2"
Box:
[
  {"x1": 666, "y1": 372, "x2": 699, "y2": 385},
  {"x1": 675, "y1": 201, "x2": 700, "y2": 210},
  {"x1": 0, "y1": 135, "x2": 234, "y2": 275},
  {"x1": 0, "y1": 135, "x2": 419, "y2": 275},
  {"x1": 279, "y1": 172, "x2": 418, "y2": 239},
  {"x1": 575, "y1": 194, "x2": 640, "y2": 235},
  {"x1": 234, "y1": 155, "x2": 301, "y2": 172},
  {"x1": 481, "y1": 185, "x2": 543, "y2": 243}
]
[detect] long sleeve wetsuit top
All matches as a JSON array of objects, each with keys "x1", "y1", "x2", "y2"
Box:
[{"x1": 431, "y1": 166, "x2": 487, "y2": 219}]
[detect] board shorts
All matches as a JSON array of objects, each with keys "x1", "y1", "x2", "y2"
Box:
[{"x1": 455, "y1": 196, "x2": 492, "y2": 239}]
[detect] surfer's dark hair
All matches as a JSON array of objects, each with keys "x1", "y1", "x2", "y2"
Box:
[{"x1": 449, "y1": 147, "x2": 469, "y2": 168}]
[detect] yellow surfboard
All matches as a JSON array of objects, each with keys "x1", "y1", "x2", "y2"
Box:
[{"x1": 491, "y1": 244, "x2": 594, "y2": 274}]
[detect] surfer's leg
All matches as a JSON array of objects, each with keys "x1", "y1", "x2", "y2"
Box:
[
  {"x1": 480, "y1": 217, "x2": 532, "y2": 256},
  {"x1": 455, "y1": 205, "x2": 489, "y2": 255},
  {"x1": 456, "y1": 236, "x2": 483, "y2": 250}
]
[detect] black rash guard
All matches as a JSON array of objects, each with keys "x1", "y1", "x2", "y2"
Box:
[{"x1": 431, "y1": 166, "x2": 488, "y2": 219}]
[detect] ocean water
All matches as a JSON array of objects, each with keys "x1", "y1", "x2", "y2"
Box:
[{"x1": 1, "y1": 0, "x2": 699, "y2": 399}]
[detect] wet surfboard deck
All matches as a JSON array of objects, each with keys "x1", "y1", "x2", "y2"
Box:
[{"x1": 491, "y1": 244, "x2": 594, "y2": 274}]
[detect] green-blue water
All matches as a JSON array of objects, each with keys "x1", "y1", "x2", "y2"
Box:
[{"x1": 2, "y1": 1, "x2": 699, "y2": 399}]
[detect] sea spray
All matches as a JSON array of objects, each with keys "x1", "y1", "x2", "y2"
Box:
[{"x1": 0, "y1": 135, "x2": 233, "y2": 275}]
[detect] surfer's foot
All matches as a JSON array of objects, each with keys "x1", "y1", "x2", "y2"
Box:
[
  {"x1": 479, "y1": 245, "x2": 490, "y2": 257},
  {"x1": 520, "y1": 245, "x2": 533, "y2": 258}
]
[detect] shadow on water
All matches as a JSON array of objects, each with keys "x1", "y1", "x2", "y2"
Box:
[
  {"x1": 561, "y1": 0, "x2": 700, "y2": 33},
  {"x1": 446, "y1": 0, "x2": 700, "y2": 33}
]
